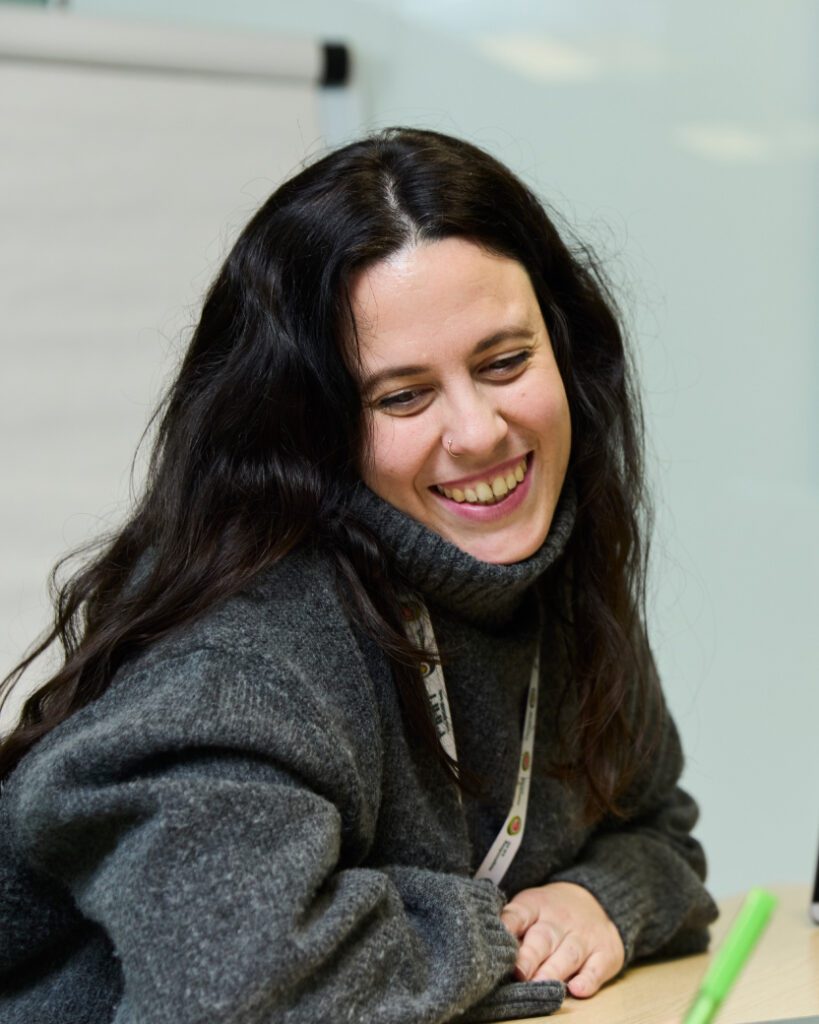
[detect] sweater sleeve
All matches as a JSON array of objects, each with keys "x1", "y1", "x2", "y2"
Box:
[
  {"x1": 548, "y1": 695, "x2": 718, "y2": 965},
  {"x1": 12, "y1": 646, "x2": 519, "y2": 1024}
]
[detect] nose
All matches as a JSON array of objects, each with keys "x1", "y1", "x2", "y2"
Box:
[{"x1": 441, "y1": 385, "x2": 508, "y2": 458}]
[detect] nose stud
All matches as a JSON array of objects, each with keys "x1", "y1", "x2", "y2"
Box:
[{"x1": 447, "y1": 438, "x2": 462, "y2": 458}]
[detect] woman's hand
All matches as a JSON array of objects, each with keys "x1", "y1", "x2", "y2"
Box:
[{"x1": 500, "y1": 881, "x2": 625, "y2": 997}]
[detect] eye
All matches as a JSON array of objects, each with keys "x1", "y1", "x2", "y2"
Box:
[
  {"x1": 482, "y1": 349, "x2": 533, "y2": 378},
  {"x1": 373, "y1": 387, "x2": 433, "y2": 415}
]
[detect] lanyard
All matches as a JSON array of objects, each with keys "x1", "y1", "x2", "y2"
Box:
[{"x1": 401, "y1": 599, "x2": 540, "y2": 887}]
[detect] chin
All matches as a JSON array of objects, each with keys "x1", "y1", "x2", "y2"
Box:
[{"x1": 449, "y1": 527, "x2": 548, "y2": 566}]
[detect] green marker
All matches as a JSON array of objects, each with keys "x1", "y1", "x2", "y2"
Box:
[{"x1": 682, "y1": 888, "x2": 777, "y2": 1024}]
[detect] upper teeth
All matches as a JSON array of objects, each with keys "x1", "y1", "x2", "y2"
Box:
[{"x1": 435, "y1": 458, "x2": 527, "y2": 504}]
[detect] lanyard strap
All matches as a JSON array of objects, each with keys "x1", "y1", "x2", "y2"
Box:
[{"x1": 401, "y1": 599, "x2": 540, "y2": 887}]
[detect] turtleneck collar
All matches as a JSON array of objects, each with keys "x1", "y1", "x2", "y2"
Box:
[{"x1": 349, "y1": 484, "x2": 575, "y2": 626}]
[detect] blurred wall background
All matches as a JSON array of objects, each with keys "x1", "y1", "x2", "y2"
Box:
[{"x1": 2, "y1": 0, "x2": 817, "y2": 900}]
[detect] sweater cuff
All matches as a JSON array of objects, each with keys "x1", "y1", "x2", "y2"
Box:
[
  {"x1": 454, "y1": 981, "x2": 566, "y2": 1023},
  {"x1": 452, "y1": 882, "x2": 565, "y2": 1022},
  {"x1": 461, "y1": 878, "x2": 520, "y2": 970}
]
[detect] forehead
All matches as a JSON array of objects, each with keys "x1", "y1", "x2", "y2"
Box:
[{"x1": 349, "y1": 238, "x2": 539, "y2": 366}]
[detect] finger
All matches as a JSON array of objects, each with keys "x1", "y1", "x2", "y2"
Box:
[
  {"x1": 500, "y1": 901, "x2": 536, "y2": 938},
  {"x1": 513, "y1": 920, "x2": 561, "y2": 980},
  {"x1": 530, "y1": 932, "x2": 586, "y2": 983},
  {"x1": 565, "y1": 950, "x2": 616, "y2": 998}
]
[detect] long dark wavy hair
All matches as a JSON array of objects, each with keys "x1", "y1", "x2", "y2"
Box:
[{"x1": 0, "y1": 127, "x2": 656, "y2": 819}]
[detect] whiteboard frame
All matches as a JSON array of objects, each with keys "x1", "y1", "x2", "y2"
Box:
[{"x1": 0, "y1": 6, "x2": 336, "y2": 84}]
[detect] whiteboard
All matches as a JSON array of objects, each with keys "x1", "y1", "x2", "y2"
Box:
[{"x1": 0, "y1": 9, "x2": 331, "y2": 724}]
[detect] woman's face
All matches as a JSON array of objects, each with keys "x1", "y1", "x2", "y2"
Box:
[{"x1": 351, "y1": 238, "x2": 571, "y2": 565}]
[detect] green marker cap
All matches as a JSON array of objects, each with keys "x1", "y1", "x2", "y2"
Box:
[{"x1": 682, "y1": 887, "x2": 777, "y2": 1024}]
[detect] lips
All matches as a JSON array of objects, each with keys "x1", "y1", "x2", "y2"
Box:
[{"x1": 433, "y1": 455, "x2": 529, "y2": 506}]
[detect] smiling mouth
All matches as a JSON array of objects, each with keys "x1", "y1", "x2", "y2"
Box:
[{"x1": 433, "y1": 456, "x2": 529, "y2": 505}]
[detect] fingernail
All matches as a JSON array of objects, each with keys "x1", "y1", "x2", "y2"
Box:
[{"x1": 516, "y1": 958, "x2": 533, "y2": 980}]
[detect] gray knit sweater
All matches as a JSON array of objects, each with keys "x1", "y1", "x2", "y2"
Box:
[{"x1": 0, "y1": 488, "x2": 717, "y2": 1023}]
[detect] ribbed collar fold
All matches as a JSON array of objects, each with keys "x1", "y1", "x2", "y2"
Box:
[{"x1": 350, "y1": 484, "x2": 575, "y2": 625}]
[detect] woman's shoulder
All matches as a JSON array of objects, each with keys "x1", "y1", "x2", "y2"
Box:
[
  {"x1": 135, "y1": 543, "x2": 353, "y2": 673},
  {"x1": 121, "y1": 543, "x2": 381, "y2": 714},
  {"x1": 4, "y1": 546, "x2": 385, "y2": 817}
]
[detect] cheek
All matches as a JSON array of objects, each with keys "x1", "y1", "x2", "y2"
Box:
[
  {"x1": 546, "y1": 393, "x2": 572, "y2": 472},
  {"x1": 545, "y1": 388, "x2": 572, "y2": 444},
  {"x1": 362, "y1": 416, "x2": 429, "y2": 495},
  {"x1": 515, "y1": 377, "x2": 571, "y2": 440}
]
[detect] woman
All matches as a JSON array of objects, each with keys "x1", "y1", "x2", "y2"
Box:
[{"x1": 0, "y1": 128, "x2": 716, "y2": 1023}]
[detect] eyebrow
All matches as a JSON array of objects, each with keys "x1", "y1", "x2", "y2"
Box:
[{"x1": 360, "y1": 325, "x2": 537, "y2": 396}]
